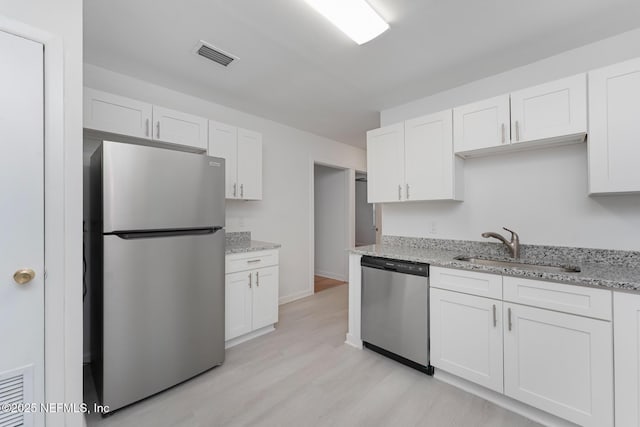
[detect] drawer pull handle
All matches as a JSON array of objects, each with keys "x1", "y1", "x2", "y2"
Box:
[
  {"x1": 492, "y1": 304, "x2": 497, "y2": 327},
  {"x1": 247, "y1": 259, "x2": 261, "y2": 263}
]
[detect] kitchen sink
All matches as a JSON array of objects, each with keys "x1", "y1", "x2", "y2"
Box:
[{"x1": 453, "y1": 255, "x2": 581, "y2": 273}]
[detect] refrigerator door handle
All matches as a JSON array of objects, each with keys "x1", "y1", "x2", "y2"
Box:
[{"x1": 110, "y1": 226, "x2": 223, "y2": 240}]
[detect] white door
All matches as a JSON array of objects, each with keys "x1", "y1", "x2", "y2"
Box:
[
  {"x1": 208, "y1": 121, "x2": 238, "y2": 199},
  {"x1": 251, "y1": 266, "x2": 279, "y2": 330},
  {"x1": 152, "y1": 106, "x2": 208, "y2": 150},
  {"x1": 405, "y1": 110, "x2": 457, "y2": 200},
  {"x1": 0, "y1": 30, "x2": 45, "y2": 426},
  {"x1": 588, "y1": 58, "x2": 640, "y2": 194},
  {"x1": 366, "y1": 123, "x2": 404, "y2": 203},
  {"x1": 237, "y1": 128, "x2": 262, "y2": 200},
  {"x1": 453, "y1": 94, "x2": 510, "y2": 153},
  {"x1": 225, "y1": 271, "x2": 253, "y2": 340},
  {"x1": 503, "y1": 303, "x2": 613, "y2": 427},
  {"x1": 83, "y1": 87, "x2": 152, "y2": 139},
  {"x1": 613, "y1": 292, "x2": 640, "y2": 427},
  {"x1": 430, "y1": 289, "x2": 504, "y2": 393},
  {"x1": 510, "y1": 74, "x2": 587, "y2": 144}
]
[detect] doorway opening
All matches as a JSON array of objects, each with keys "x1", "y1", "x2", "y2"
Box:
[
  {"x1": 355, "y1": 172, "x2": 380, "y2": 247},
  {"x1": 313, "y1": 163, "x2": 349, "y2": 293}
]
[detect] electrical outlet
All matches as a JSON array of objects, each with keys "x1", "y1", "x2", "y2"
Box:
[{"x1": 430, "y1": 221, "x2": 437, "y2": 235}]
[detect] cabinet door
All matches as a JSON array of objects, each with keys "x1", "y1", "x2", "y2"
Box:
[
  {"x1": 209, "y1": 121, "x2": 238, "y2": 199},
  {"x1": 588, "y1": 58, "x2": 640, "y2": 194},
  {"x1": 453, "y1": 95, "x2": 510, "y2": 153},
  {"x1": 237, "y1": 128, "x2": 263, "y2": 200},
  {"x1": 152, "y1": 106, "x2": 208, "y2": 150},
  {"x1": 405, "y1": 110, "x2": 461, "y2": 201},
  {"x1": 83, "y1": 87, "x2": 152, "y2": 138},
  {"x1": 366, "y1": 123, "x2": 405, "y2": 203},
  {"x1": 430, "y1": 288, "x2": 504, "y2": 393},
  {"x1": 252, "y1": 266, "x2": 279, "y2": 330},
  {"x1": 504, "y1": 303, "x2": 613, "y2": 427},
  {"x1": 225, "y1": 271, "x2": 253, "y2": 340},
  {"x1": 613, "y1": 292, "x2": 640, "y2": 427},
  {"x1": 510, "y1": 74, "x2": 586, "y2": 144}
]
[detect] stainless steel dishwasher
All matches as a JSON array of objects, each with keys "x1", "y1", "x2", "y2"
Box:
[{"x1": 361, "y1": 256, "x2": 433, "y2": 375}]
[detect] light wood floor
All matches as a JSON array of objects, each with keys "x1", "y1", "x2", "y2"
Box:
[
  {"x1": 314, "y1": 275, "x2": 346, "y2": 293},
  {"x1": 84, "y1": 284, "x2": 540, "y2": 427}
]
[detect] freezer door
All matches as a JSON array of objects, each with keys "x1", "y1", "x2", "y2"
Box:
[
  {"x1": 102, "y1": 141, "x2": 225, "y2": 232},
  {"x1": 101, "y1": 230, "x2": 225, "y2": 411}
]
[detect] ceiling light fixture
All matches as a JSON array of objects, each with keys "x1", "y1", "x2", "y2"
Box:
[{"x1": 303, "y1": 0, "x2": 389, "y2": 45}]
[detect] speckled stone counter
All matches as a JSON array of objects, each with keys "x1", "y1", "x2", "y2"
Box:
[
  {"x1": 351, "y1": 236, "x2": 640, "y2": 292},
  {"x1": 225, "y1": 232, "x2": 281, "y2": 254}
]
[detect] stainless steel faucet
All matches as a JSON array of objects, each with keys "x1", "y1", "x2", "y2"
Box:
[{"x1": 482, "y1": 227, "x2": 520, "y2": 258}]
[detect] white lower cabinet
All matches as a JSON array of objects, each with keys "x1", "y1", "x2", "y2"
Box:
[
  {"x1": 225, "y1": 250, "x2": 279, "y2": 343},
  {"x1": 430, "y1": 288, "x2": 504, "y2": 393},
  {"x1": 430, "y1": 267, "x2": 614, "y2": 427},
  {"x1": 503, "y1": 303, "x2": 613, "y2": 427},
  {"x1": 613, "y1": 292, "x2": 640, "y2": 427}
]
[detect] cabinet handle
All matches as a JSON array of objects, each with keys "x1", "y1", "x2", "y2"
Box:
[
  {"x1": 501, "y1": 123, "x2": 505, "y2": 144},
  {"x1": 146, "y1": 119, "x2": 150, "y2": 137},
  {"x1": 406, "y1": 184, "x2": 410, "y2": 200},
  {"x1": 233, "y1": 183, "x2": 237, "y2": 197},
  {"x1": 507, "y1": 307, "x2": 512, "y2": 331},
  {"x1": 515, "y1": 121, "x2": 520, "y2": 142},
  {"x1": 248, "y1": 273, "x2": 252, "y2": 288},
  {"x1": 256, "y1": 271, "x2": 260, "y2": 287},
  {"x1": 398, "y1": 185, "x2": 401, "y2": 201},
  {"x1": 247, "y1": 259, "x2": 261, "y2": 264},
  {"x1": 241, "y1": 184, "x2": 244, "y2": 198},
  {"x1": 492, "y1": 304, "x2": 497, "y2": 327},
  {"x1": 156, "y1": 121, "x2": 160, "y2": 139}
]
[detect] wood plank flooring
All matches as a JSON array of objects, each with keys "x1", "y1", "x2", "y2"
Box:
[
  {"x1": 84, "y1": 284, "x2": 541, "y2": 427},
  {"x1": 314, "y1": 275, "x2": 346, "y2": 293}
]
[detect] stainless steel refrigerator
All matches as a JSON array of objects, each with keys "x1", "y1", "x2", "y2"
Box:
[{"x1": 89, "y1": 141, "x2": 226, "y2": 412}]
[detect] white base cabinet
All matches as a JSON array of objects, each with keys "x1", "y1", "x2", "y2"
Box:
[
  {"x1": 614, "y1": 292, "x2": 640, "y2": 427},
  {"x1": 430, "y1": 267, "x2": 613, "y2": 427},
  {"x1": 225, "y1": 250, "x2": 279, "y2": 342}
]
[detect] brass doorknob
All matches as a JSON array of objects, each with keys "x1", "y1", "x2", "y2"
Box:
[{"x1": 14, "y1": 269, "x2": 36, "y2": 285}]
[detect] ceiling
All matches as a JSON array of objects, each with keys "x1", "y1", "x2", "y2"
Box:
[{"x1": 84, "y1": 0, "x2": 640, "y2": 148}]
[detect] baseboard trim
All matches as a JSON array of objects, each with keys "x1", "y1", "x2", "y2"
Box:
[
  {"x1": 433, "y1": 370, "x2": 578, "y2": 427},
  {"x1": 314, "y1": 270, "x2": 347, "y2": 282},
  {"x1": 279, "y1": 289, "x2": 313, "y2": 305},
  {"x1": 225, "y1": 325, "x2": 275, "y2": 349},
  {"x1": 345, "y1": 333, "x2": 363, "y2": 349}
]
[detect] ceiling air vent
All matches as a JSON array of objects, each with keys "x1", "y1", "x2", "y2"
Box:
[{"x1": 194, "y1": 41, "x2": 237, "y2": 67}]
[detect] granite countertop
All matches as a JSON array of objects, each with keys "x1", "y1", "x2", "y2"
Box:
[
  {"x1": 225, "y1": 231, "x2": 281, "y2": 254},
  {"x1": 351, "y1": 237, "x2": 640, "y2": 292},
  {"x1": 226, "y1": 240, "x2": 281, "y2": 254}
]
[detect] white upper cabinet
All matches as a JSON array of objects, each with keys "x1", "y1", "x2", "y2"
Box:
[
  {"x1": 237, "y1": 128, "x2": 263, "y2": 200},
  {"x1": 453, "y1": 95, "x2": 510, "y2": 153},
  {"x1": 367, "y1": 113, "x2": 462, "y2": 203},
  {"x1": 152, "y1": 106, "x2": 208, "y2": 150},
  {"x1": 208, "y1": 121, "x2": 263, "y2": 200},
  {"x1": 588, "y1": 58, "x2": 640, "y2": 194},
  {"x1": 84, "y1": 88, "x2": 152, "y2": 139},
  {"x1": 510, "y1": 73, "x2": 586, "y2": 145},
  {"x1": 366, "y1": 123, "x2": 405, "y2": 203},
  {"x1": 405, "y1": 110, "x2": 463, "y2": 201}
]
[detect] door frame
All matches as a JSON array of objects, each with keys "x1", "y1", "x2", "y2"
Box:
[
  {"x1": 0, "y1": 16, "x2": 82, "y2": 427},
  {"x1": 307, "y1": 158, "x2": 356, "y2": 298}
]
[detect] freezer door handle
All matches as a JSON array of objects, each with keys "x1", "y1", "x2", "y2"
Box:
[{"x1": 110, "y1": 226, "x2": 222, "y2": 239}]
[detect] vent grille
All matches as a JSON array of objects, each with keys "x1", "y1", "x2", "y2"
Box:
[
  {"x1": 0, "y1": 374, "x2": 25, "y2": 427},
  {"x1": 195, "y1": 41, "x2": 236, "y2": 67}
]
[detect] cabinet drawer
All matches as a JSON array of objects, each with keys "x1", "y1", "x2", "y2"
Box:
[
  {"x1": 226, "y1": 250, "x2": 278, "y2": 273},
  {"x1": 430, "y1": 267, "x2": 502, "y2": 299},
  {"x1": 503, "y1": 276, "x2": 612, "y2": 320}
]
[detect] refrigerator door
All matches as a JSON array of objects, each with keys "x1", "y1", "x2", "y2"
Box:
[
  {"x1": 101, "y1": 229, "x2": 225, "y2": 411},
  {"x1": 102, "y1": 141, "x2": 225, "y2": 232}
]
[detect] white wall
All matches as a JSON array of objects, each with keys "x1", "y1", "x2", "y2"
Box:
[
  {"x1": 380, "y1": 28, "x2": 640, "y2": 251},
  {"x1": 314, "y1": 165, "x2": 348, "y2": 281},
  {"x1": 0, "y1": 3, "x2": 83, "y2": 427},
  {"x1": 84, "y1": 63, "x2": 366, "y2": 302}
]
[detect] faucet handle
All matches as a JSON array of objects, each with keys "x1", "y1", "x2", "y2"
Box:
[{"x1": 502, "y1": 227, "x2": 519, "y2": 242}]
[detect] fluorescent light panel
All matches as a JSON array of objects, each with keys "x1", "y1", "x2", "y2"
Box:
[{"x1": 304, "y1": 0, "x2": 389, "y2": 45}]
